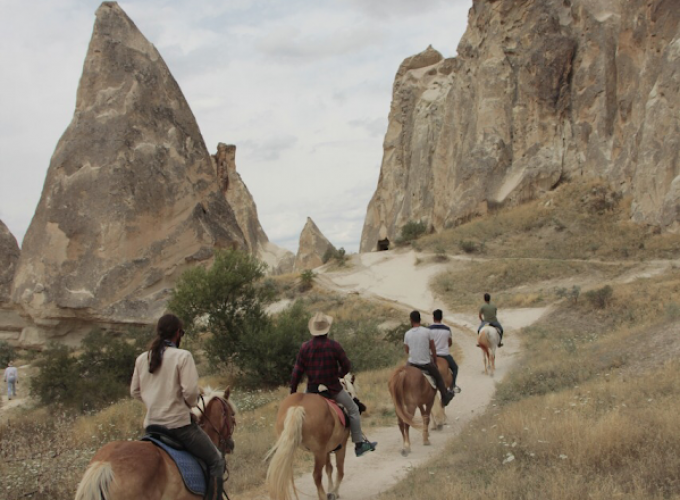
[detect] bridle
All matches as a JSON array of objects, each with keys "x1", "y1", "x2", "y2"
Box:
[{"x1": 197, "y1": 395, "x2": 236, "y2": 455}]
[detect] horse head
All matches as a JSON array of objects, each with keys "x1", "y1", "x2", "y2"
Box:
[{"x1": 196, "y1": 387, "x2": 237, "y2": 455}]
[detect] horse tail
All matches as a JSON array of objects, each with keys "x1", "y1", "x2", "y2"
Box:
[
  {"x1": 74, "y1": 461, "x2": 115, "y2": 500},
  {"x1": 389, "y1": 367, "x2": 422, "y2": 429},
  {"x1": 265, "y1": 405, "x2": 305, "y2": 500}
]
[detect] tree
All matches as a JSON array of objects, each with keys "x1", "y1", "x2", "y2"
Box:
[{"x1": 168, "y1": 249, "x2": 274, "y2": 369}]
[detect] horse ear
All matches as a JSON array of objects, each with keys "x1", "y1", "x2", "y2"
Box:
[{"x1": 223, "y1": 387, "x2": 231, "y2": 400}]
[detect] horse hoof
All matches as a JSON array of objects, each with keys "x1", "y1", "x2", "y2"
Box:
[
  {"x1": 327, "y1": 494, "x2": 336, "y2": 500},
  {"x1": 401, "y1": 449, "x2": 409, "y2": 457},
  {"x1": 424, "y1": 441, "x2": 431, "y2": 446},
  {"x1": 436, "y1": 425, "x2": 443, "y2": 431}
]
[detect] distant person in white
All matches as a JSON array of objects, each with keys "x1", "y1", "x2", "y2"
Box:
[
  {"x1": 4, "y1": 361, "x2": 18, "y2": 400},
  {"x1": 428, "y1": 309, "x2": 461, "y2": 394},
  {"x1": 403, "y1": 310, "x2": 453, "y2": 406}
]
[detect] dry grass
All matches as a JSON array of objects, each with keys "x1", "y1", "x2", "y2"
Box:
[
  {"x1": 417, "y1": 180, "x2": 680, "y2": 261},
  {"x1": 378, "y1": 269, "x2": 680, "y2": 500}
]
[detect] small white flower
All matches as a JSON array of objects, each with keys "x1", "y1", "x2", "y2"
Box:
[
  {"x1": 503, "y1": 454, "x2": 515, "y2": 464},
  {"x1": 559, "y1": 454, "x2": 568, "y2": 460}
]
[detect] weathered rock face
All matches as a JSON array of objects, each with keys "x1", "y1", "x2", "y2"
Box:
[
  {"x1": 294, "y1": 218, "x2": 336, "y2": 271},
  {"x1": 12, "y1": 2, "x2": 245, "y2": 343},
  {"x1": 212, "y1": 143, "x2": 294, "y2": 274},
  {"x1": 0, "y1": 220, "x2": 19, "y2": 304},
  {"x1": 361, "y1": 0, "x2": 680, "y2": 251}
]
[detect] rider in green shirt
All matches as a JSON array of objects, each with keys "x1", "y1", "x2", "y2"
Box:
[{"x1": 478, "y1": 293, "x2": 504, "y2": 347}]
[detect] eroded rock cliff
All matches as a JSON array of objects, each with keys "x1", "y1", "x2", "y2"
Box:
[
  {"x1": 294, "y1": 218, "x2": 336, "y2": 271},
  {"x1": 0, "y1": 220, "x2": 19, "y2": 305},
  {"x1": 361, "y1": 0, "x2": 680, "y2": 252},
  {"x1": 212, "y1": 143, "x2": 294, "y2": 274},
  {"x1": 12, "y1": 2, "x2": 245, "y2": 343}
]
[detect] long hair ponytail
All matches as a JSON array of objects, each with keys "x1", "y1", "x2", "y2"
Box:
[{"x1": 148, "y1": 314, "x2": 182, "y2": 373}]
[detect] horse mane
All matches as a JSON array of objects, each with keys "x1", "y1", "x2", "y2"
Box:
[{"x1": 192, "y1": 386, "x2": 237, "y2": 419}]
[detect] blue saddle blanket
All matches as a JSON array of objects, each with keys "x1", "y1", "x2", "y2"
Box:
[{"x1": 142, "y1": 436, "x2": 207, "y2": 496}]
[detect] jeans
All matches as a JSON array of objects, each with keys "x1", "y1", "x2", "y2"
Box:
[
  {"x1": 478, "y1": 321, "x2": 504, "y2": 339},
  {"x1": 408, "y1": 362, "x2": 448, "y2": 400},
  {"x1": 438, "y1": 354, "x2": 458, "y2": 387},
  {"x1": 331, "y1": 389, "x2": 362, "y2": 443},
  {"x1": 7, "y1": 379, "x2": 16, "y2": 398},
  {"x1": 166, "y1": 422, "x2": 225, "y2": 479}
]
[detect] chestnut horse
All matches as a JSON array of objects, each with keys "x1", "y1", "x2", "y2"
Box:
[
  {"x1": 431, "y1": 357, "x2": 454, "y2": 431},
  {"x1": 74, "y1": 388, "x2": 236, "y2": 500},
  {"x1": 478, "y1": 325, "x2": 500, "y2": 376},
  {"x1": 388, "y1": 360, "x2": 452, "y2": 456},
  {"x1": 266, "y1": 388, "x2": 350, "y2": 500}
]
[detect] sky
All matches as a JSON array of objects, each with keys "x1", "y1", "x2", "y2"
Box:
[{"x1": 0, "y1": 0, "x2": 471, "y2": 254}]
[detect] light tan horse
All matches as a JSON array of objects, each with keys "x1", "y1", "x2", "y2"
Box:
[
  {"x1": 478, "y1": 325, "x2": 501, "y2": 376},
  {"x1": 388, "y1": 364, "x2": 445, "y2": 456},
  {"x1": 74, "y1": 388, "x2": 236, "y2": 500},
  {"x1": 266, "y1": 392, "x2": 349, "y2": 500},
  {"x1": 431, "y1": 357, "x2": 454, "y2": 431}
]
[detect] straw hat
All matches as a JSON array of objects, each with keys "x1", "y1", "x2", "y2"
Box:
[{"x1": 308, "y1": 312, "x2": 333, "y2": 336}]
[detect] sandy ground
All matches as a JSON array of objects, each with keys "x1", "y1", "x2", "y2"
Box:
[{"x1": 251, "y1": 249, "x2": 549, "y2": 500}]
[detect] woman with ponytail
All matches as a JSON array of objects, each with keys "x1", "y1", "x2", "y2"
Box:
[{"x1": 130, "y1": 314, "x2": 226, "y2": 500}]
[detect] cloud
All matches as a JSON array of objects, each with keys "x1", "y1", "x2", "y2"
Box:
[
  {"x1": 348, "y1": 117, "x2": 387, "y2": 138},
  {"x1": 239, "y1": 135, "x2": 298, "y2": 162}
]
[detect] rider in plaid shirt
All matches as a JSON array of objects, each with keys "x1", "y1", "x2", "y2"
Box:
[{"x1": 289, "y1": 312, "x2": 377, "y2": 457}]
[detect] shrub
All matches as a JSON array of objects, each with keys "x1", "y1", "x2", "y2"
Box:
[
  {"x1": 322, "y1": 247, "x2": 347, "y2": 266},
  {"x1": 398, "y1": 220, "x2": 427, "y2": 244},
  {"x1": 459, "y1": 240, "x2": 478, "y2": 253},
  {"x1": 334, "y1": 320, "x2": 404, "y2": 372},
  {"x1": 30, "y1": 330, "x2": 140, "y2": 412},
  {"x1": 0, "y1": 340, "x2": 15, "y2": 366},
  {"x1": 556, "y1": 285, "x2": 581, "y2": 304},
  {"x1": 299, "y1": 269, "x2": 316, "y2": 291},
  {"x1": 168, "y1": 249, "x2": 273, "y2": 369},
  {"x1": 585, "y1": 285, "x2": 613, "y2": 309},
  {"x1": 433, "y1": 244, "x2": 448, "y2": 262}
]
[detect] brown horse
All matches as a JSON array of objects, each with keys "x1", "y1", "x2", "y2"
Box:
[
  {"x1": 266, "y1": 392, "x2": 349, "y2": 500},
  {"x1": 431, "y1": 357, "x2": 454, "y2": 431},
  {"x1": 478, "y1": 325, "x2": 500, "y2": 376},
  {"x1": 389, "y1": 363, "x2": 450, "y2": 456},
  {"x1": 74, "y1": 388, "x2": 236, "y2": 500}
]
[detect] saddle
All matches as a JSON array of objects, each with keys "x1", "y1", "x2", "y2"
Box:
[
  {"x1": 307, "y1": 385, "x2": 351, "y2": 428},
  {"x1": 142, "y1": 425, "x2": 208, "y2": 497}
]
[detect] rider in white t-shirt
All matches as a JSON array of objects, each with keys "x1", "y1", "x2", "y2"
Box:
[
  {"x1": 403, "y1": 310, "x2": 454, "y2": 406},
  {"x1": 428, "y1": 309, "x2": 461, "y2": 393}
]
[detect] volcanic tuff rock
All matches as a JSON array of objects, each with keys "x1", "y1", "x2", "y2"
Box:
[
  {"x1": 0, "y1": 220, "x2": 19, "y2": 304},
  {"x1": 12, "y1": 2, "x2": 246, "y2": 343},
  {"x1": 360, "y1": 0, "x2": 680, "y2": 252},
  {"x1": 294, "y1": 218, "x2": 336, "y2": 271},
  {"x1": 212, "y1": 143, "x2": 294, "y2": 274}
]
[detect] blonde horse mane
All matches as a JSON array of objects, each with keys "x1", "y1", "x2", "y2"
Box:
[
  {"x1": 74, "y1": 461, "x2": 115, "y2": 500},
  {"x1": 192, "y1": 386, "x2": 237, "y2": 420}
]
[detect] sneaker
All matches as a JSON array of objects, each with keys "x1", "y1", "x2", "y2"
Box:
[
  {"x1": 355, "y1": 441, "x2": 377, "y2": 457},
  {"x1": 453, "y1": 386, "x2": 461, "y2": 393}
]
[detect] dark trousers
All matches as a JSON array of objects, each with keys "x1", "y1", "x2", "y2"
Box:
[
  {"x1": 438, "y1": 354, "x2": 458, "y2": 387},
  {"x1": 409, "y1": 361, "x2": 448, "y2": 399},
  {"x1": 167, "y1": 422, "x2": 225, "y2": 479}
]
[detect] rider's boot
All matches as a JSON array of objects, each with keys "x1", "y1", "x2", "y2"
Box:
[{"x1": 206, "y1": 474, "x2": 224, "y2": 500}]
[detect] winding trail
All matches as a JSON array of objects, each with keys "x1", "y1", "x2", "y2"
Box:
[{"x1": 262, "y1": 249, "x2": 548, "y2": 500}]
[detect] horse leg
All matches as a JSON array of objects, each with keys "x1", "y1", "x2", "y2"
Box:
[
  {"x1": 490, "y1": 349, "x2": 496, "y2": 377},
  {"x1": 312, "y1": 452, "x2": 327, "y2": 500},
  {"x1": 331, "y1": 436, "x2": 348, "y2": 499},
  {"x1": 481, "y1": 349, "x2": 489, "y2": 375},
  {"x1": 431, "y1": 394, "x2": 445, "y2": 430},
  {"x1": 398, "y1": 418, "x2": 411, "y2": 457},
  {"x1": 325, "y1": 453, "x2": 334, "y2": 496}
]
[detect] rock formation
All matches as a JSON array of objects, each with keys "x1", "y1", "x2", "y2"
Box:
[
  {"x1": 12, "y1": 2, "x2": 246, "y2": 344},
  {"x1": 361, "y1": 0, "x2": 680, "y2": 252},
  {"x1": 212, "y1": 143, "x2": 294, "y2": 274},
  {"x1": 294, "y1": 218, "x2": 336, "y2": 271},
  {"x1": 0, "y1": 221, "x2": 26, "y2": 342}
]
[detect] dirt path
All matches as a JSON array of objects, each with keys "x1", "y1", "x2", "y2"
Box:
[{"x1": 254, "y1": 249, "x2": 548, "y2": 500}]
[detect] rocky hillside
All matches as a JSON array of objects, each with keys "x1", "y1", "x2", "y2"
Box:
[
  {"x1": 361, "y1": 0, "x2": 680, "y2": 252},
  {"x1": 12, "y1": 2, "x2": 246, "y2": 344}
]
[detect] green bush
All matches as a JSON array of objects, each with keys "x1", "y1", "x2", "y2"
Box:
[
  {"x1": 398, "y1": 220, "x2": 427, "y2": 244},
  {"x1": 237, "y1": 300, "x2": 310, "y2": 387},
  {"x1": 585, "y1": 285, "x2": 613, "y2": 309},
  {"x1": 332, "y1": 319, "x2": 404, "y2": 372},
  {"x1": 0, "y1": 340, "x2": 15, "y2": 366},
  {"x1": 30, "y1": 330, "x2": 140, "y2": 412},
  {"x1": 322, "y1": 246, "x2": 347, "y2": 266},
  {"x1": 168, "y1": 249, "x2": 274, "y2": 369},
  {"x1": 299, "y1": 269, "x2": 316, "y2": 292},
  {"x1": 459, "y1": 240, "x2": 478, "y2": 253}
]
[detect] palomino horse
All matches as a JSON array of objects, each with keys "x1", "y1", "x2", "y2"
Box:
[
  {"x1": 478, "y1": 325, "x2": 501, "y2": 376},
  {"x1": 266, "y1": 376, "x2": 355, "y2": 500},
  {"x1": 431, "y1": 357, "x2": 454, "y2": 431},
  {"x1": 74, "y1": 388, "x2": 236, "y2": 500},
  {"x1": 389, "y1": 363, "x2": 450, "y2": 456}
]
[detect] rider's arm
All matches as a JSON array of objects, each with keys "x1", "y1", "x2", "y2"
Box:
[
  {"x1": 429, "y1": 339, "x2": 437, "y2": 363},
  {"x1": 179, "y1": 352, "x2": 200, "y2": 408},
  {"x1": 290, "y1": 348, "x2": 306, "y2": 393},
  {"x1": 336, "y1": 343, "x2": 352, "y2": 379},
  {"x1": 404, "y1": 344, "x2": 410, "y2": 356},
  {"x1": 130, "y1": 362, "x2": 141, "y2": 400}
]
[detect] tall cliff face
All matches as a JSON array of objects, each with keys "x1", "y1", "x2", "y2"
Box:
[
  {"x1": 212, "y1": 143, "x2": 295, "y2": 275},
  {"x1": 0, "y1": 220, "x2": 19, "y2": 305},
  {"x1": 12, "y1": 2, "x2": 245, "y2": 343},
  {"x1": 361, "y1": 0, "x2": 680, "y2": 252}
]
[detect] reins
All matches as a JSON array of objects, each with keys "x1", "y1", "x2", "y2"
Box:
[{"x1": 197, "y1": 394, "x2": 236, "y2": 500}]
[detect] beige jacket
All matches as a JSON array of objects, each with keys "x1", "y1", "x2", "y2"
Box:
[{"x1": 130, "y1": 346, "x2": 200, "y2": 429}]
